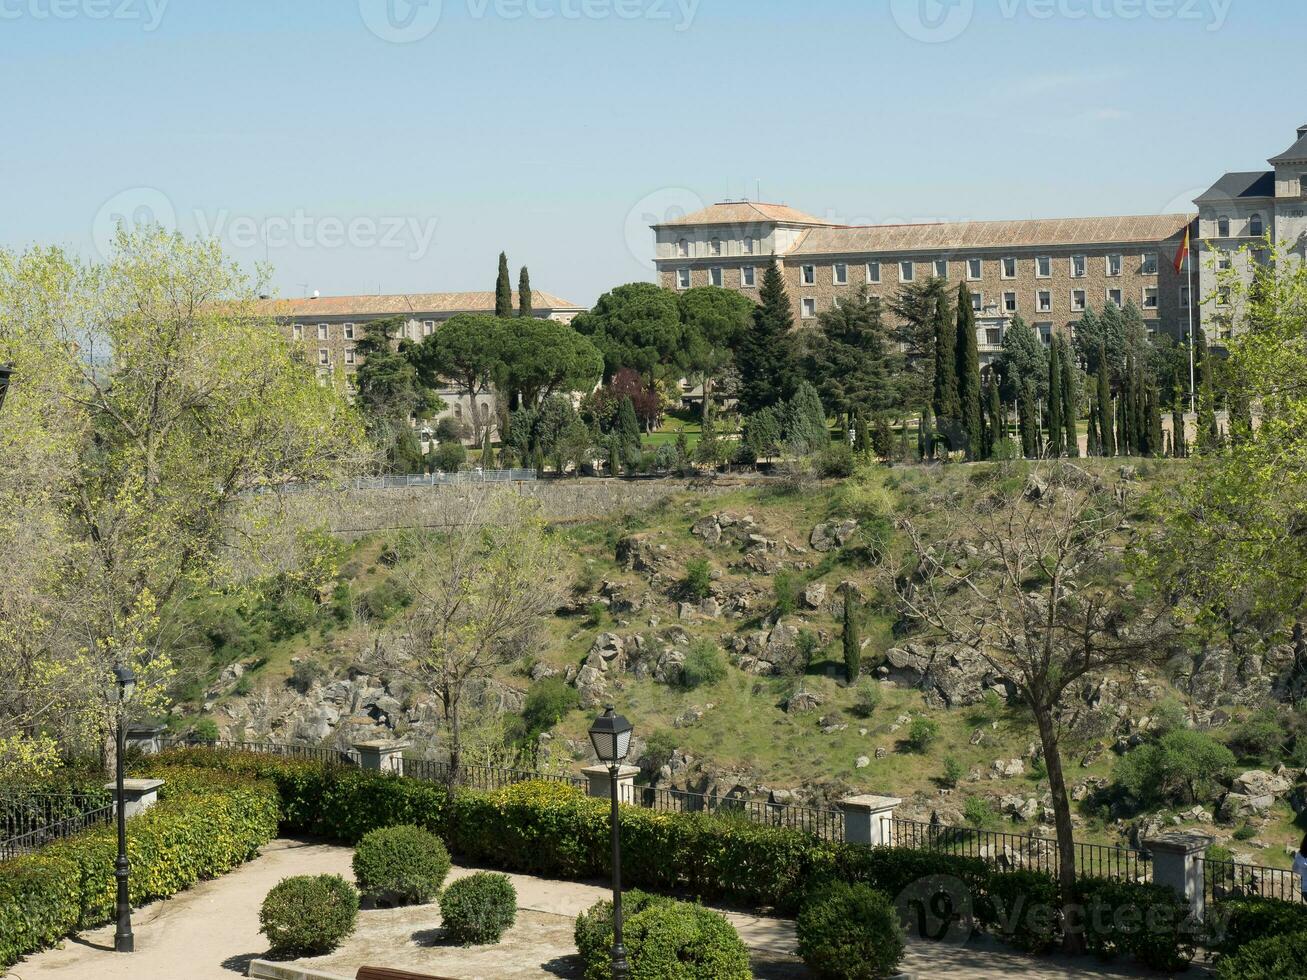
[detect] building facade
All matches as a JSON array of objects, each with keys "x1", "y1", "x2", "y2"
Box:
[
  {"x1": 653, "y1": 202, "x2": 1193, "y2": 367},
  {"x1": 254, "y1": 289, "x2": 584, "y2": 439},
  {"x1": 1194, "y1": 123, "x2": 1307, "y2": 342}
]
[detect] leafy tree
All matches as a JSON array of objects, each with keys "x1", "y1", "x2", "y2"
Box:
[
  {"x1": 495, "y1": 252, "x2": 512, "y2": 318},
  {"x1": 497, "y1": 317, "x2": 603, "y2": 407},
  {"x1": 786, "y1": 381, "x2": 829, "y2": 456},
  {"x1": 737, "y1": 257, "x2": 795, "y2": 414},
  {"x1": 572, "y1": 282, "x2": 682, "y2": 386},
  {"x1": 888, "y1": 276, "x2": 949, "y2": 408},
  {"x1": 518, "y1": 267, "x2": 532, "y2": 317},
  {"x1": 409, "y1": 313, "x2": 502, "y2": 445},
  {"x1": 1197, "y1": 353, "x2": 1219, "y2": 454},
  {"x1": 996, "y1": 315, "x2": 1047, "y2": 404},
  {"x1": 955, "y1": 281, "x2": 982, "y2": 459},
  {"x1": 806, "y1": 287, "x2": 902, "y2": 425},
  {"x1": 356, "y1": 317, "x2": 426, "y2": 459},
  {"x1": 678, "y1": 286, "x2": 753, "y2": 418},
  {"x1": 1114, "y1": 730, "x2": 1235, "y2": 808},
  {"x1": 1019, "y1": 378, "x2": 1038, "y2": 458}
]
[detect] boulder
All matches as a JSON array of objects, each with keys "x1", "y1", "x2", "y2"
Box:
[
  {"x1": 765, "y1": 622, "x2": 804, "y2": 675},
  {"x1": 856, "y1": 755, "x2": 871, "y2": 769},
  {"x1": 575, "y1": 665, "x2": 607, "y2": 709},
  {"x1": 1232, "y1": 770, "x2": 1292, "y2": 799},
  {"x1": 1023, "y1": 475, "x2": 1049, "y2": 501},
  {"x1": 810, "y1": 520, "x2": 859, "y2": 553},
  {"x1": 785, "y1": 690, "x2": 823, "y2": 714},
  {"x1": 802, "y1": 582, "x2": 828, "y2": 610},
  {"x1": 886, "y1": 641, "x2": 1008, "y2": 707},
  {"x1": 1219, "y1": 792, "x2": 1275, "y2": 822},
  {"x1": 691, "y1": 515, "x2": 722, "y2": 545},
  {"x1": 992, "y1": 758, "x2": 1025, "y2": 779}
]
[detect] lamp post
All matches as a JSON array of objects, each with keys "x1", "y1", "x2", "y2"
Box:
[
  {"x1": 588, "y1": 706, "x2": 633, "y2": 980},
  {"x1": 111, "y1": 664, "x2": 137, "y2": 953}
]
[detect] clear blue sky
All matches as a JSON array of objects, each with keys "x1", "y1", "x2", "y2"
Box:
[{"x1": 1, "y1": 0, "x2": 1302, "y2": 307}]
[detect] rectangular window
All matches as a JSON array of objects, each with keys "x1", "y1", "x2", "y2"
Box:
[
  {"x1": 1218, "y1": 253, "x2": 1233, "y2": 270},
  {"x1": 292, "y1": 324, "x2": 303, "y2": 341},
  {"x1": 935, "y1": 258, "x2": 948, "y2": 278},
  {"x1": 970, "y1": 291, "x2": 983, "y2": 312},
  {"x1": 1001, "y1": 257, "x2": 1017, "y2": 279},
  {"x1": 741, "y1": 266, "x2": 756, "y2": 288},
  {"x1": 1179, "y1": 284, "x2": 1191, "y2": 308},
  {"x1": 317, "y1": 323, "x2": 328, "y2": 340},
  {"x1": 709, "y1": 267, "x2": 723, "y2": 287},
  {"x1": 801, "y1": 297, "x2": 817, "y2": 319},
  {"x1": 833, "y1": 262, "x2": 848, "y2": 285},
  {"x1": 967, "y1": 258, "x2": 982, "y2": 280},
  {"x1": 1106, "y1": 254, "x2": 1123, "y2": 277},
  {"x1": 900, "y1": 260, "x2": 914, "y2": 282},
  {"x1": 1037, "y1": 290, "x2": 1052, "y2": 312},
  {"x1": 1037, "y1": 323, "x2": 1052, "y2": 346},
  {"x1": 676, "y1": 268, "x2": 690, "y2": 289},
  {"x1": 1036, "y1": 256, "x2": 1051, "y2": 278},
  {"x1": 345, "y1": 348, "x2": 356, "y2": 365},
  {"x1": 1071, "y1": 255, "x2": 1086, "y2": 278},
  {"x1": 318, "y1": 349, "x2": 329, "y2": 365},
  {"x1": 743, "y1": 237, "x2": 755, "y2": 255},
  {"x1": 1300, "y1": 175, "x2": 1307, "y2": 197},
  {"x1": 676, "y1": 239, "x2": 689, "y2": 257},
  {"x1": 802, "y1": 265, "x2": 816, "y2": 285},
  {"x1": 986, "y1": 328, "x2": 1002, "y2": 346},
  {"x1": 343, "y1": 322, "x2": 355, "y2": 340},
  {"x1": 1071, "y1": 289, "x2": 1087, "y2": 312},
  {"x1": 1003, "y1": 291, "x2": 1017, "y2": 313},
  {"x1": 710, "y1": 238, "x2": 722, "y2": 256},
  {"x1": 1142, "y1": 253, "x2": 1158, "y2": 275},
  {"x1": 1107, "y1": 288, "x2": 1122, "y2": 307},
  {"x1": 866, "y1": 261, "x2": 880, "y2": 283},
  {"x1": 1143, "y1": 286, "x2": 1159, "y2": 310},
  {"x1": 1218, "y1": 286, "x2": 1232, "y2": 306},
  {"x1": 423, "y1": 320, "x2": 435, "y2": 336}
]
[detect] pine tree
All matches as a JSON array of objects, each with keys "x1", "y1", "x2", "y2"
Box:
[
  {"x1": 495, "y1": 252, "x2": 513, "y2": 318},
  {"x1": 786, "y1": 381, "x2": 830, "y2": 456},
  {"x1": 1096, "y1": 353, "x2": 1114, "y2": 457},
  {"x1": 1019, "y1": 378, "x2": 1037, "y2": 458},
  {"x1": 674, "y1": 427, "x2": 690, "y2": 473},
  {"x1": 518, "y1": 267, "x2": 533, "y2": 317},
  {"x1": 738, "y1": 258, "x2": 796, "y2": 414},
  {"x1": 1047, "y1": 339, "x2": 1064, "y2": 457},
  {"x1": 842, "y1": 589, "x2": 861, "y2": 683},
  {"x1": 955, "y1": 281, "x2": 982, "y2": 459},
  {"x1": 1060, "y1": 337, "x2": 1078, "y2": 457},
  {"x1": 932, "y1": 290, "x2": 959, "y2": 427}
]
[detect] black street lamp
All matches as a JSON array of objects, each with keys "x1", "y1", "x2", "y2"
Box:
[
  {"x1": 0, "y1": 364, "x2": 13, "y2": 414},
  {"x1": 110, "y1": 664, "x2": 137, "y2": 954},
  {"x1": 588, "y1": 706, "x2": 633, "y2": 980}
]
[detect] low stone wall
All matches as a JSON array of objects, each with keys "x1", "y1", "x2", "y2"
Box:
[{"x1": 269, "y1": 475, "x2": 771, "y2": 538}]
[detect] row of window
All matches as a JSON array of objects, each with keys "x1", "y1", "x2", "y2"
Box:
[
  {"x1": 318, "y1": 348, "x2": 357, "y2": 365},
  {"x1": 293, "y1": 319, "x2": 438, "y2": 342},
  {"x1": 797, "y1": 284, "x2": 1173, "y2": 319},
  {"x1": 1212, "y1": 214, "x2": 1266, "y2": 238},
  {"x1": 675, "y1": 236, "x2": 755, "y2": 258}
]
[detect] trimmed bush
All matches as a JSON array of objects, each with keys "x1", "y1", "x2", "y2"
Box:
[
  {"x1": 573, "y1": 889, "x2": 671, "y2": 965},
  {"x1": 797, "y1": 881, "x2": 905, "y2": 980},
  {"x1": 984, "y1": 870, "x2": 1061, "y2": 954},
  {"x1": 681, "y1": 639, "x2": 727, "y2": 689},
  {"x1": 1215, "y1": 930, "x2": 1307, "y2": 979},
  {"x1": 1078, "y1": 877, "x2": 1197, "y2": 971},
  {"x1": 578, "y1": 898, "x2": 751, "y2": 980},
  {"x1": 352, "y1": 824, "x2": 451, "y2": 906},
  {"x1": 260, "y1": 874, "x2": 359, "y2": 957},
  {"x1": 1209, "y1": 896, "x2": 1307, "y2": 959},
  {"x1": 440, "y1": 872, "x2": 517, "y2": 945}
]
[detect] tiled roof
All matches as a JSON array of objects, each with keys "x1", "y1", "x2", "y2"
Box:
[
  {"x1": 250, "y1": 290, "x2": 583, "y2": 318},
  {"x1": 791, "y1": 213, "x2": 1194, "y2": 256},
  {"x1": 654, "y1": 201, "x2": 836, "y2": 228},
  {"x1": 1194, "y1": 171, "x2": 1276, "y2": 204}
]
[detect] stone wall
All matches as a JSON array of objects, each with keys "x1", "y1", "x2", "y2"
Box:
[{"x1": 267, "y1": 476, "x2": 766, "y2": 539}]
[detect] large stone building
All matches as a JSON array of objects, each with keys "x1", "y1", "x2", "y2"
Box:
[
  {"x1": 1194, "y1": 123, "x2": 1307, "y2": 342},
  {"x1": 653, "y1": 202, "x2": 1193, "y2": 366},
  {"x1": 254, "y1": 289, "x2": 584, "y2": 438}
]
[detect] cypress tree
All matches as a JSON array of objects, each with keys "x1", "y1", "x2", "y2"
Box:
[
  {"x1": 1115, "y1": 394, "x2": 1129, "y2": 456},
  {"x1": 854, "y1": 413, "x2": 871, "y2": 455},
  {"x1": 919, "y1": 404, "x2": 934, "y2": 461},
  {"x1": 616, "y1": 396, "x2": 641, "y2": 465},
  {"x1": 495, "y1": 252, "x2": 513, "y2": 318},
  {"x1": 1060, "y1": 338, "x2": 1078, "y2": 457},
  {"x1": 1047, "y1": 339, "x2": 1064, "y2": 457},
  {"x1": 1198, "y1": 355, "x2": 1218, "y2": 454},
  {"x1": 1148, "y1": 387, "x2": 1163, "y2": 457},
  {"x1": 738, "y1": 258, "x2": 796, "y2": 414},
  {"x1": 1096, "y1": 353, "x2": 1114, "y2": 457},
  {"x1": 1087, "y1": 391, "x2": 1101, "y2": 457},
  {"x1": 932, "y1": 291, "x2": 959, "y2": 428},
  {"x1": 985, "y1": 376, "x2": 1001, "y2": 459},
  {"x1": 842, "y1": 589, "x2": 861, "y2": 683},
  {"x1": 1019, "y1": 378, "x2": 1037, "y2": 458},
  {"x1": 955, "y1": 281, "x2": 982, "y2": 460},
  {"x1": 900, "y1": 416, "x2": 911, "y2": 461},
  {"x1": 1172, "y1": 400, "x2": 1186, "y2": 458},
  {"x1": 518, "y1": 267, "x2": 532, "y2": 317}
]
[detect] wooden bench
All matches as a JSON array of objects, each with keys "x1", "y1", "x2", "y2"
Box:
[{"x1": 356, "y1": 968, "x2": 458, "y2": 980}]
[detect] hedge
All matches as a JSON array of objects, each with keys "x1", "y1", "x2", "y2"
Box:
[
  {"x1": 1209, "y1": 896, "x2": 1307, "y2": 960},
  {"x1": 1214, "y1": 931, "x2": 1307, "y2": 979},
  {"x1": 0, "y1": 765, "x2": 278, "y2": 973},
  {"x1": 142, "y1": 749, "x2": 1198, "y2": 971}
]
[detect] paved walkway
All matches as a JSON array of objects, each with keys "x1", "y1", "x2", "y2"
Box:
[{"x1": 12, "y1": 838, "x2": 1210, "y2": 980}]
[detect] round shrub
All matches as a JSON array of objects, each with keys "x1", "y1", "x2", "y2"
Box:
[
  {"x1": 1210, "y1": 897, "x2": 1307, "y2": 959},
  {"x1": 580, "y1": 899, "x2": 750, "y2": 980},
  {"x1": 352, "y1": 824, "x2": 451, "y2": 906},
  {"x1": 796, "y1": 881, "x2": 905, "y2": 980},
  {"x1": 1215, "y1": 930, "x2": 1307, "y2": 979},
  {"x1": 574, "y1": 889, "x2": 671, "y2": 966},
  {"x1": 259, "y1": 874, "x2": 359, "y2": 957},
  {"x1": 440, "y1": 872, "x2": 517, "y2": 945}
]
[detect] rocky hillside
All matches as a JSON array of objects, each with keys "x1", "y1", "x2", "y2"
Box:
[{"x1": 177, "y1": 461, "x2": 1307, "y2": 871}]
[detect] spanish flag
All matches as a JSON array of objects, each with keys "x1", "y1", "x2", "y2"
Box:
[{"x1": 1173, "y1": 227, "x2": 1191, "y2": 275}]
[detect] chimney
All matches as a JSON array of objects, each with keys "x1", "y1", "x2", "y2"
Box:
[
  {"x1": 311, "y1": 290, "x2": 320, "y2": 300},
  {"x1": 1299, "y1": 123, "x2": 1307, "y2": 139}
]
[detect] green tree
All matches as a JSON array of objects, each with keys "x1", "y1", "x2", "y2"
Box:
[
  {"x1": 1096, "y1": 353, "x2": 1114, "y2": 457},
  {"x1": 615, "y1": 396, "x2": 641, "y2": 468},
  {"x1": 807, "y1": 287, "x2": 902, "y2": 426},
  {"x1": 985, "y1": 375, "x2": 1002, "y2": 458},
  {"x1": 888, "y1": 276, "x2": 949, "y2": 409},
  {"x1": 955, "y1": 282, "x2": 982, "y2": 459},
  {"x1": 1019, "y1": 377, "x2": 1037, "y2": 458},
  {"x1": 495, "y1": 252, "x2": 512, "y2": 318},
  {"x1": 1047, "y1": 338, "x2": 1064, "y2": 457},
  {"x1": 786, "y1": 381, "x2": 829, "y2": 456},
  {"x1": 497, "y1": 317, "x2": 603, "y2": 407},
  {"x1": 737, "y1": 257, "x2": 796, "y2": 414},
  {"x1": 356, "y1": 317, "x2": 426, "y2": 462},
  {"x1": 741, "y1": 406, "x2": 784, "y2": 463},
  {"x1": 1114, "y1": 730, "x2": 1235, "y2": 808},
  {"x1": 572, "y1": 282, "x2": 682, "y2": 387},
  {"x1": 842, "y1": 588, "x2": 861, "y2": 683},
  {"x1": 518, "y1": 267, "x2": 532, "y2": 317},
  {"x1": 932, "y1": 289, "x2": 959, "y2": 428},
  {"x1": 1059, "y1": 337, "x2": 1079, "y2": 457},
  {"x1": 678, "y1": 285, "x2": 753, "y2": 419},
  {"x1": 409, "y1": 313, "x2": 503, "y2": 445},
  {"x1": 996, "y1": 315, "x2": 1047, "y2": 404}
]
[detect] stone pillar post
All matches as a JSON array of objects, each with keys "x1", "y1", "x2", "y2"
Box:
[
  {"x1": 353, "y1": 739, "x2": 410, "y2": 774},
  {"x1": 582, "y1": 765, "x2": 639, "y2": 804},
  {"x1": 104, "y1": 779, "x2": 165, "y2": 819},
  {"x1": 840, "y1": 795, "x2": 901, "y2": 846},
  {"x1": 1145, "y1": 832, "x2": 1213, "y2": 921},
  {"x1": 125, "y1": 724, "x2": 167, "y2": 755}
]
